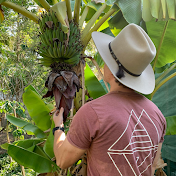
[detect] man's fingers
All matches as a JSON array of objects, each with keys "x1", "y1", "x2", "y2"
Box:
[{"x1": 59, "y1": 107, "x2": 64, "y2": 114}]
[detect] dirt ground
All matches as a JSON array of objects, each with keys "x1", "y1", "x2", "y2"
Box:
[{"x1": 0, "y1": 131, "x2": 14, "y2": 154}]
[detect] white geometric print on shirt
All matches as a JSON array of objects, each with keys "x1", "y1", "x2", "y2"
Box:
[{"x1": 107, "y1": 109, "x2": 159, "y2": 176}]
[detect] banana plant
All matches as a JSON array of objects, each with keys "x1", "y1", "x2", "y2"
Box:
[
  {"x1": 1, "y1": 0, "x2": 176, "y2": 174},
  {"x1": 0, "y1": 0, "x2": 120, "y2": 123}
]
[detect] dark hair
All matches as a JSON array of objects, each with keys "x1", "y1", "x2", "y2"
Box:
[{"x1": 115, "y1": 78, "x2": 127, "y2": 88}]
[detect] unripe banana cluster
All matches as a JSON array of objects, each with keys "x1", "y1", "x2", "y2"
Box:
[{"x1": 37, "y1": 10, "x2": 83, "y2": 67}]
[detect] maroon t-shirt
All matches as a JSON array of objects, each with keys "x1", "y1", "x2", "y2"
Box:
[{"x1": 67, "y1": 91, "x2": 166, "y2": 176}]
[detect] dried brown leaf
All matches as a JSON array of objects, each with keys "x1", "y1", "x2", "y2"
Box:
[
  {"x1": 45, "y1": 21, "x2": 53, "y2": 28},
  {"x1": 60, "y1": 71, "x2": 74, "y2": 88},
  {"x1": 47, "y1": 73, "x2": 60, "y2": 91},
  {"x1": 53, "y1": 87, "x2": 62, "y2": 109}
]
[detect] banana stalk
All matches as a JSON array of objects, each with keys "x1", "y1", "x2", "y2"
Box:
[
  {"x1": 0, "y1": 5, "x2": 4, "y2": 23},
  {"x1": 82, "y1": 7, "x2": 116, "y2": 49},
  {"x1": 149, "y1": 0, "x2": 161, "y2": 19},
  {"x1": 79, "y1": 6, "x2": 89, "y2": 28},
  {"x1": 37, "y1": 0, "x2": 50, "y2": 11},
  {"x1": 166, "y1": 0, "x2": 175, "y2": 19},
  {"x1": 142, "y1": 0, "x2": 153, "y2": 21},
  {"x1": 161, "y1": 0, "x2": 167, "y2": 19},
  {"x1": 74, "y1": 0, "x2": 81, "y2": 24},
  {"x1": 65, "y1": 0, "x2": 72, "y2": 21},
  {"x1": 51, "y1": 2, "x2": 69, "y2": 33},
  {"x1": 82, "y1": 3, "x2": 107, "y2": 39},
  {"x1": 1, "y1": 1, "x2": 38, "y2": 23}
]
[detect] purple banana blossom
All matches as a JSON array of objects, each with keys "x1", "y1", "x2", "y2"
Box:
[{"x1": 43, "y1": 71, "x2": 81, "y2": 122}]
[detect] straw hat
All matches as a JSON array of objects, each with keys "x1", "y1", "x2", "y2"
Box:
[{"x1": 91, "y1": 23, "x2": 156, "y2": 94}]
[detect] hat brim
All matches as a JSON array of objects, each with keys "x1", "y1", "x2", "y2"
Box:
[{"x1": 92, "y1": 32, "x2": 155, "y2": 95}]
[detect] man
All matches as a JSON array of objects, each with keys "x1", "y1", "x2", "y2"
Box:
[{"x1": 53, "y1": 23, "x2": 166, "y2": 176}]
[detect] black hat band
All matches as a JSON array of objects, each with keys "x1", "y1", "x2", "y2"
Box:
[{"x1": 108, "y1": 43, "x2": 141, "y2": 78}]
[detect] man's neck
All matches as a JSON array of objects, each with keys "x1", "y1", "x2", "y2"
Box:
[{"x1": 109, "y1": 81, "x2": 134, "y2": 93}]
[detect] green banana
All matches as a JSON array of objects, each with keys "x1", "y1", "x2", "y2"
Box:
[
  {"x1": 61, "y1": 43, "x2": 65, "y2": 56},
  {"x1": 57, "y1": 42, "x2": 62, "y2": 58},
  {"x1": 60, "y1": 29, "x2": 64, "y2": 42},
  {"x1": 39, "y1": 48, "x2": 52, "y2": 58},
  {"x1": 64, "y1": 55, "x2": 80, "y2": 65},
  {"x1": 51, "y1": 10, "x2": 58, "y2": 27},
  {"x1": 56, "y1": 27, "x2": 60, "y2": 40},
  {"x1": 53, "y1": 27, "x2": 56, "y2": 39},
  {"x1": 48, "y1": 46, "x2": 55, "y2": 58},
  {"x1": 42, "y1": 31, "x2": 50, "y2": 46},
  {"x1": 53, "y1": 41, "x2": 58, "y2": 58},
  {"x1": 44, "y1": 13, "x2": 49, "y2": 24}
]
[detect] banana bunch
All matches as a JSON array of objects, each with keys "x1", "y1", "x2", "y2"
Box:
[
  {"x1": 142, "y1": 0, "x2": 176, "y2": 21},
  {"x1": 37, "y1": 10, "x2": 84, "y2": 67}
]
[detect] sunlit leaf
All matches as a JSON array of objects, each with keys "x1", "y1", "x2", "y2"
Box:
[{"x1": 23, "y1": 85, "x2": 51, "y2": 131}]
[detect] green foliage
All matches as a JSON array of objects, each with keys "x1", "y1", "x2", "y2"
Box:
[
  {"x1": 85, "y1": 63, "x2": 107, "y2": 99},
  {"x1": 23, "y1": 85, "x2": 53, "y2": 131},
  {"x1": 147, "y1": 19, "x2": 176, "y2": 68},
  {"x1": 114, "y1": 0, "x2": 142, "y2": 24},
  {"x1": 165, "y1": 116, "x2": 176, "y2": 135},
  {"x1": 6, "y1": 114, "x2": 46, "y2": 138}
]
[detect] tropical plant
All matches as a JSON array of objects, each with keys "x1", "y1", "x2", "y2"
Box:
[{"x1": 1, "y1": 0, "x2": 176, "y2": 175}]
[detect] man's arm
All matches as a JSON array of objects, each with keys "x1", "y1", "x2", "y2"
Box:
[
  {"x1": 53, "y1": 108, "x2": 86, "y2": 169},
  {"x1": 151, "y1": 143, "x2": 162, "y2": 176}
]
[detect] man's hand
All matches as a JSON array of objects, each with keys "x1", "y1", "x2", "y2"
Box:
[{"x1": 53, "y1": 107, "x2": 64, "y2": 127}]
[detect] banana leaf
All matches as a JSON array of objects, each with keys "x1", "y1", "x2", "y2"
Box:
[
  {"x1": 162, "y1": 135, "x2": 176, "y2": 162},
  {"x1": 85, "y1": 63, "x2": 107, "y2": 99},
  {"x1": 7, "y1": 143, "x2": 57, "y2": 173},
  {"x1": 146, "y1": 19, "x2": 176, "y2": 68},
  {"x1": 34, "y1": 145, "x2": 50, "y2": 159},
  {"x1": 152, "y1": 69, "x2": 176, "y2": 117},
  {"x1": 108, "y1": 10, "x2": 128, "y2": 36},
  {"x1": 13, "y1": 139, "x2": 44, "y2": 149},
  {"x1": 6, "y1": 114, "x2": 46, "y2": 138},
  {"x1": 23, "y1": 85, "x2": 51, "y2": 131},
  {"x1": 114, "y1": 0, "x2": 142, "y2": 24},
  {"x1": 43, "y1": 120, "x2": 55, "y2": 159},
  {"x1": 165, "y1": 116, "x2": 176, "y2": 135}
]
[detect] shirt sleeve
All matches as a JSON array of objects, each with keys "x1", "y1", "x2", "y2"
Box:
[{"x1": 67, "y1": 102, "x2": 100, "y2": 150}]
